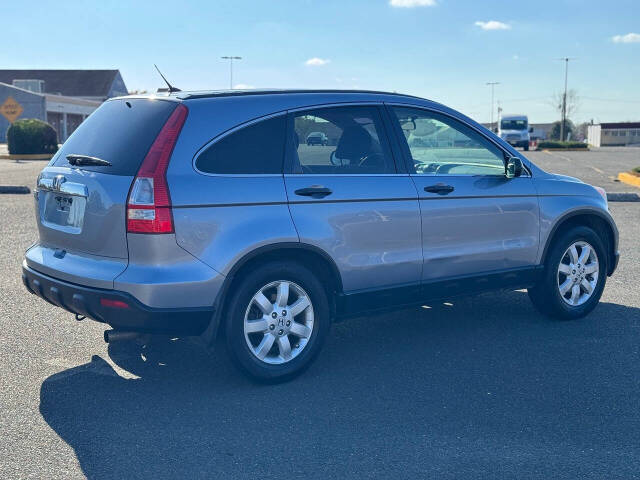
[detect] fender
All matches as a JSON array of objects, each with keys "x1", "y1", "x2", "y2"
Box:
[
  {"x1": 200, "y1": 242, "x2": 343, "y2": 346},
  {"x1": 539, "y1": 207, "x2": 619, "y2": 275}
]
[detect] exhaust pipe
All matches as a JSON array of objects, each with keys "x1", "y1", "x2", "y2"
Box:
[{"x1": 104, "y1": 330, "x2": 140, "y2": 343}]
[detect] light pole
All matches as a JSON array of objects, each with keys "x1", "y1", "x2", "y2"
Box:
[
  {"x1": 557, "y1": 57, "x2": 575, "y2": 141},
  {"x1": 221, "y1": 56, "x2": 242, "y2": 89},
  {"x1": 486, "y1": 82, "x2": 500, "y2": 131}
]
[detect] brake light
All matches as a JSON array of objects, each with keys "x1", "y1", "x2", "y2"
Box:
[
  {"x1": 127, "y1": 103, "x2": 188, "y2": 233},
  {"x1": 100, "y1": 298, "x2": 130, "y2": 309}
]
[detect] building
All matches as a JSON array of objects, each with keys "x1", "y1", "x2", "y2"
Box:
[
  {"x1": 528, "y1": 123, "x2": 554, "y2": 141},
  {"x1": 587, "y1": 122, "x2": 640, "y2": 147},
  {"x1": 0, "y1": 70, "x2": 127, "y2": 143}
]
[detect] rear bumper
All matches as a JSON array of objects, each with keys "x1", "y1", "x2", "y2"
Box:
[{"x1": 22, "y1": 263, "x2": 213, "y2": 335}]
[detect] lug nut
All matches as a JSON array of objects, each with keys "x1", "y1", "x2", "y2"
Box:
[
  {"x1": 282, "y1": 310, "x2": 287, "y2": 316},
  {"x1": 271, "y1": 312, "x2": 277, "y2": 319},
  {"x1": 286, "y1": 320, "x2": 291, "y2": 327},
  {"x1": 269, "y1": 324, "x2": 275, "y2": 330},
  {"x1": 278, "y1": 329, "x2": 284, "y2": 335}
]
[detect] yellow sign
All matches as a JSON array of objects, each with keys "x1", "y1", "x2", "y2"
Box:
[{"x1": 0, "y1": 96, "x2": 24, "y2": 123}]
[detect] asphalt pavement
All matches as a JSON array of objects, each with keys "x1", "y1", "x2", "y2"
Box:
[{"x1": 1, "y1": 154, "x2": 639, "y2": 479}]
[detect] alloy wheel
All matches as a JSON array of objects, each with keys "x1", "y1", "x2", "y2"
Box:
[{"x1": 243, "y1": 280, "x2": 314, "y2": 365}]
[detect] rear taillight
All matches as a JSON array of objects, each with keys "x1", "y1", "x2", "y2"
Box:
[{"x1": 127, "y1": 103, "x2": 188, "y2": 234}]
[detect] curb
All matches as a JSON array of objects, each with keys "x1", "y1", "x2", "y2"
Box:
[
  {"x1": 537, "y1": 148, "x2": 589, "y2": 152},
  {"x1": 0, "y1": 154, "x2": 53, "y2": 161},
  {"x1": 618, "y1": 172, "x2": 640, "y2": 189},
  {"x1": 607, "y1": 192, "x2": 640, "y2": 202},
  {"x1": 0, "y1": 186, "x2": 31, "y2": 194}
]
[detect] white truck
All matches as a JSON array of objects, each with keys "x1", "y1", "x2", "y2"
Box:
[{"x1": 498, "y1": 114, "x2": 531, "y2": 151}]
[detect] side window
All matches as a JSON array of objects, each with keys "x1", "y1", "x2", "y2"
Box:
[
  {"x1": 196, "y1": 116, "x2": 285, "y2": 174},
  {"x1": 291, "y1": 106, "x2": 395, "y2": 174},
  {"x1": 391, "y1": 107, "x2": 506, "y2": 176}
]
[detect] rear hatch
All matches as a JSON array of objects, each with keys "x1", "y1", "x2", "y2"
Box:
[{"x1": 30, "y1": 98, "x2": 179, "y2": 280}]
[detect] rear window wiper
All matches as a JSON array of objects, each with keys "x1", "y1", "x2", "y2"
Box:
[{"x1": 66, "y1": 154, "x2": 112, "y2": 167}]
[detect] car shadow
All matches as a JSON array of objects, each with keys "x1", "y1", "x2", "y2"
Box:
[{"x1": 40, "y1": 291, "x2": 640, "y2": 479}]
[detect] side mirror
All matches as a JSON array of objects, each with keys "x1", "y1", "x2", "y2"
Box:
[
  {"x1": 505, "y1": 156, "x2": 523, "y2": 178},
  {"x1": 529, "y1": 126, "x2": 534, "y2": 133},
  {"x1": 493, "y1": 127, "x2": 498, "y2": 133}
]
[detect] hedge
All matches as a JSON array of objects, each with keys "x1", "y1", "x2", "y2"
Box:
[
  {"x1": 7, "y1": 119, "x2": 58, "y2": 155},
  {"x1": 536, "y1": 141, "x2": 588, "y2": 150}
]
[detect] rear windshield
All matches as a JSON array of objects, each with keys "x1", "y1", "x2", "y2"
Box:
[{"x1": 52, "y1": 98, "x2": 178, "y2": 176}]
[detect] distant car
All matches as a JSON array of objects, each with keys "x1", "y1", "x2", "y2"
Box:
[
  {"x1": 23, "y1": 89, "x2": 619, "y2": 382},
  {"x1": 306, "y1": 132, "x2": 328, "y2": 146}
]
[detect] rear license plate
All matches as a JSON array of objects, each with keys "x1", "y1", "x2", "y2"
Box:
[{"x1": 41, "y1": 191, "x2": 87, "y2": 232}]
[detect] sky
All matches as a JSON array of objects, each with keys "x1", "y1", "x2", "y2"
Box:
[{"x1": 4, "y1": 0, "x2": 640, "y2": 124}]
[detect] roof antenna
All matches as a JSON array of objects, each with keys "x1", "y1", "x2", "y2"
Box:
[{"x1": 154, "y1": 64, "x2": 181, "y2": 93}]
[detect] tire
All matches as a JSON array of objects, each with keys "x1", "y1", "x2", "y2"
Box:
[
  {"x1": 224, "y1": 261, "x2": 330, "y2": 382},
  {"x1": 524, "y1": 144, "x2": 529, "y2": 151},
  {"x1": 528, "y1": 226, "x2": 607, "y2": 320}
]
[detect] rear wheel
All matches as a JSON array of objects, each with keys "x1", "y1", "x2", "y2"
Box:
[
  {"x1": 224, "y1": 261, "x2": 330, "y2": 382},
  {"x1": 528, "y1": 226, "x2": 607, "y2": 319}
]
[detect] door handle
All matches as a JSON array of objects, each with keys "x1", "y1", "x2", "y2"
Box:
[
  {"x1": 294, "y1": 186, "x2": 333, "y2": 198},
  {"x1": 424, "y1": 183, "x2": 454, "y2": 195}
]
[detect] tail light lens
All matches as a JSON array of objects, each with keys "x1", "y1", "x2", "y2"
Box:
[{"x1": 127, "y1": 103, "x2": 188, "y2": 233}]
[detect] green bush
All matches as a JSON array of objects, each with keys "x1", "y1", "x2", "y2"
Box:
[
  {"x1": 632, "y1": 166, "x2": 640, "y2": 175},
  {"x1": 536, "y1": 141, "x2": 588, "y2": 150},
  {"x1": 549, "y1": 120, "x2": 575, "y2": 141},
  {"x1": 7, "y1": 119, "x2": 58, "y2": 155}
]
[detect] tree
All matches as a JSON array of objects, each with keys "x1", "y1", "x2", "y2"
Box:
[
  {"x1": 550, "y1": 89, "x2": 579, "y2": 140},
  {"x1": 550, "y1": 120, "x2": 575, "y2": 141}
]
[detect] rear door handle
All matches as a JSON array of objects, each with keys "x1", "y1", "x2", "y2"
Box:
[
  {"x1": 294, "y1": 186, "x2": 333, "y2": 198},
  {"x1": 424, "y1": 183, "x2": 454, "y2": 195}
]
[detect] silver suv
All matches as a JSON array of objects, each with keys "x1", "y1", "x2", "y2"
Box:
[{"x1": 22, "y1": 90, "x2": 619, "y2": 381}]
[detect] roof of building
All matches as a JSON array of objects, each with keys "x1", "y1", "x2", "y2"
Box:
[
  {"x1": 0, "y1": 70, "x2": 122, "y2": 98},
  {"x1": 600, "y1": 122, "x2": 640, "y2": 129}
]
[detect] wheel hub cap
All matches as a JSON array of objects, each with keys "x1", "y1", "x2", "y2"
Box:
[
  {"x1": 557, "y1": 241, "x2": 599, "y2": 307},
  {"x1": 243, "y1": 280, "x2": 314, "y2": 365}
]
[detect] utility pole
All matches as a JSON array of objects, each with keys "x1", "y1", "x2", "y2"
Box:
[
  {"x1": 558, "y1": 57, "x2": 575, "y2": 141},
  {"x1": 221, "y1": 56, "x2": 242, "y2": 89},
  {"x1": 486, "y1": 82, "x2": 500, "y2": 131}
]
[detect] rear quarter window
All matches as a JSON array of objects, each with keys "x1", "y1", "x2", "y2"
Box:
[
  {"x1": 52, "y1": 98, "x2": 178, "y2": 176},
  {"x1": 195, "y1": 116, "x2": 286, "y2": 175}
]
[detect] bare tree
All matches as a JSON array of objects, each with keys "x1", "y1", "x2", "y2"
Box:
[
  {"x1": 549, "y1": 89, "x2": 580, "y2": 141},
  {"x1": 551, "y1": 89, "x2": 580, "y2": 119}
]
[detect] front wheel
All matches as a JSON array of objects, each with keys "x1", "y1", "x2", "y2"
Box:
[
  {"x1": 224, "y1": 261, "x2": 330, "y2": 382},
  {"x1": 528, "y1": 226, "x2": 607, "y2": 320}
]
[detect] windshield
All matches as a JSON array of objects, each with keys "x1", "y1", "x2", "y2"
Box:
[{"x1": 501, "y1": 119, "x2": 527, "y2": 131}]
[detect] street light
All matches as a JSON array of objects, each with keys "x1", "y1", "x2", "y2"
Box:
[
  {"x1": 557, "y1": 57, "x2": 576, "y2": 141},
  {"x1": 486, "y1": 82, "x2": 500, "y2": 131},
  {"x1": 221, "y1": 56, "x2": 242, "y2": 89}
]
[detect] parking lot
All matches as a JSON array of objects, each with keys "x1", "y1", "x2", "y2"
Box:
[{"x1": 1, "y1": 150, "x2": 639, "y2": 479}]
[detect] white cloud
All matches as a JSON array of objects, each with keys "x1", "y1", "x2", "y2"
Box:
[
  {"x1": 305, "y1": 57, "x2": 330, "y2": 66},
  {"x1": 475, "y1": 20, "x2": 511, "y2": 31},
  {"x1": 512, "y1": 54, "x2": 519, "y2": 60},
  {"x1": 612, "y1": 33, "x2": 640, "y2": 43},
  {"x1": 234, "y1": 84, "x2": 254, "y2": 89},
  {"x1": 390, "y1": 0, "x2": 437, "y2": 7}
]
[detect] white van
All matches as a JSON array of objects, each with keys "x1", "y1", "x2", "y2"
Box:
[{"x1": 498, "y1": 114, "x2": 531, "y2": 151}]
